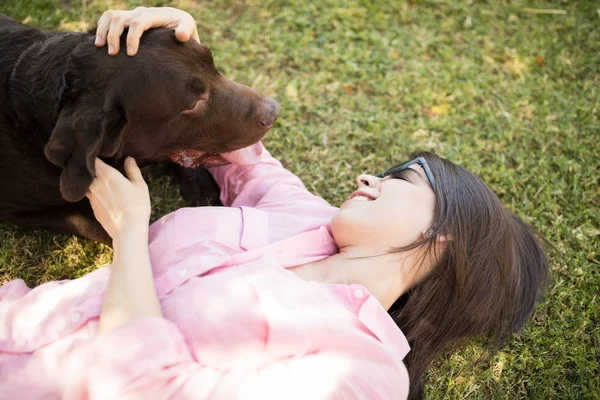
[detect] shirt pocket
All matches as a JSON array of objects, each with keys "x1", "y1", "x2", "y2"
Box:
[{"x1": 240, "y1": 206, "x2": 269, "y2": 250}]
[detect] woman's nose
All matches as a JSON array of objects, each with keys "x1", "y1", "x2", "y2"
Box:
[{"x1": 356, "y1": 174, "x2": 380, "y2": 188}]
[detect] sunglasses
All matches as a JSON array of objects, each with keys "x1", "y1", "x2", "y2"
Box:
[{"x1": 376, "y1": 156, "x2": 437, "y2": 192}]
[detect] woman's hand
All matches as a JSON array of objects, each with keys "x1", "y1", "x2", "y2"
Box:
[
  {"x1": 95, "y1": 6, "x2": 200, "y2": 56},
  {"x1": 90, "y1": 157, "x2": 161, "y2": 334},
  {"x1": 86, "y1": 157, "x2": 151, "y2": 240}
]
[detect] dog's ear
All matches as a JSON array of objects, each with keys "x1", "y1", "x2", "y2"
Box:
[{"x1": 45, "y1": 97, "x2": 126, "y2": 202}]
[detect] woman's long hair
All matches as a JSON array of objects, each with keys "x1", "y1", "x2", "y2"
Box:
[{"x1": 388, "y1": 152, "x2": 550, "y2": 399}]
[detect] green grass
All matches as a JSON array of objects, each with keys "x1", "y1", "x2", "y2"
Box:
[{"x1": 1, "y1": 0, "x2": 598, "y2": 398}]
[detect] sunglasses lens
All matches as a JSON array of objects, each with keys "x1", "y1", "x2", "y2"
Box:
[{"x1": 377, "y1": 158, "x2": 436, "y2": 191}]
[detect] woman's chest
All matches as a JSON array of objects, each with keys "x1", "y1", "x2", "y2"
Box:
[{"x1": 159, "y1": 263, "x2": 358, "y2": 370}]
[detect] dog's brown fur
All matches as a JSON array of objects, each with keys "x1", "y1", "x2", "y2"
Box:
[{"x1": 0, "y1": 14, "x2": 278, "y2": 243}]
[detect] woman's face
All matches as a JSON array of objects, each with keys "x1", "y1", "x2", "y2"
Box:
[{"x1": 331, "y1": 164, "x2": 437, "y2": 253}]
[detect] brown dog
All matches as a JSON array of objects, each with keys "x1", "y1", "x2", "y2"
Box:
[{"x1": 0, "y1": 14, "x2": 279, "y2": 244}]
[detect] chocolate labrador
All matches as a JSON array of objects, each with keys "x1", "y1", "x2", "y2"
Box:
[{"x1": 0, "y1": 14, "x2": 279, "y2": 244}]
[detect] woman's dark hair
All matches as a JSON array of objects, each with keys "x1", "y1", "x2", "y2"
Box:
[{"x1": 388, "y1": 151, "x2": 550, "y2": 399}]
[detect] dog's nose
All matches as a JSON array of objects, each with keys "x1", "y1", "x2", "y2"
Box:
[{"x1": 259, "y1": 99, "x2": 280, "y2": 129}]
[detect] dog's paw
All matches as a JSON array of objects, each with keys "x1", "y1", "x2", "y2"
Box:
[{"x1": 167, "y1": 163, "x2": 222, "y2": 207}]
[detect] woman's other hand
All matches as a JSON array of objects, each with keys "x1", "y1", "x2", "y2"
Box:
[
  {"x1": 95, "y1": 7, "x2": 200, "y2": 56},
  {"x1": 86, "y1": 157, "x2": 151, "y2": 240}
]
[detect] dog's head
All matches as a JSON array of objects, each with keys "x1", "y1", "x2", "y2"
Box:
[{"x1": 45, "y1": 28, "x2": 279, "y2": 202}]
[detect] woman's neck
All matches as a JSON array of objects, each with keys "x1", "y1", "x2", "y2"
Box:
[{"x1": 289, "y1": 247, "x2": 419, "y2": 310}]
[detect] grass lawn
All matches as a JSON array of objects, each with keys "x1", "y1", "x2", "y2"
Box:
[{"x1": 0, "y1": 0, "x2": 598, "y2": 398}]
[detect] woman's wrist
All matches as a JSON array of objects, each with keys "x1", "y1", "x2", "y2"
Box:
[
  {"x1": 99, "y1": 212, "x2": 160, "y2": 334},
  {"x1": 112, "y1": 214, "x2": 150, "y2": 243}
]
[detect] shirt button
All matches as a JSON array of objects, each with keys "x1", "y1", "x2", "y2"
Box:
[
  {"x1": 179, "y1": 268, "x2": 188, "y2": 278},
  {"x1": 354, "y1": 289, "x2": 364, "y2": 299},
  {"x1": 71, "y1": 312, "x2": 81, "y2": 322}
]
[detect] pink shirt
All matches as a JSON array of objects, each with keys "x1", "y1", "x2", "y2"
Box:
[{"x1": 0, "y1": 148, "x2": 410, "y2": 399}]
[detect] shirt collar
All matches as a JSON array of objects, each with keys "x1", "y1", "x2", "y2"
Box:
[{"x1": 278, "y1": 228, "x2": 411, "y2": 360}]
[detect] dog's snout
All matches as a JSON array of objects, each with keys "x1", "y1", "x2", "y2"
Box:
[{"x1": 259, "y1": 99, "x2": 280, "y2": 129}]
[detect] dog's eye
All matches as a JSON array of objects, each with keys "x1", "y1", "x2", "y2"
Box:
[
  {"x1": 188, "y1": 79, "x2": 206, "y2": 94},
  {"x1": 182, "y1": 92, "x2": 209, "y2": 115},
  {"x1": 184, "y1": 79, "x2": 209, "y2": 112}
]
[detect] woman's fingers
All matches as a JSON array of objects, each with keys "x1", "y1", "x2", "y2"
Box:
[
  {"x1": 92, "y1": 157, "x2": 110, "y2": 180},
  {"x1": 126, "y1": 16, "x2": 153, "y2": 56},
  {"x1": 174, "y1": 27, "x2": 190, "y2": 43},
  {"x1": 106, "y1": 14, "x2": 130, "y2": 55},
  {"x1": 86, "y1": 183, "x2": 105, "y2": 212},
  {"x1": 93, "y1": 158, "x2": 125, "y2": 185},
  {"x1": 174, "y1": 12, "x2": 200, "y2": 43},
  {"x1": 92, "y1": 157, "x2": 146, "y2": 187},
  {"x1": 95, "y1": 7, "x2": 200, "y2": 56},
  {"x1": 95, "y1": 8, "x2": 141, "y2": 54},
  {"x1": 123, "y1": 157, "x2": 146, "y2": 185},
  {"x1": 85, "y1": 157, "x2": 150, "y2": 239},
  {"x1": 96, "y1": 9, "x2": 133, "y2": 50},
  {"x1": 95, "y1": 11, "x2": 110, "y2": 46}
]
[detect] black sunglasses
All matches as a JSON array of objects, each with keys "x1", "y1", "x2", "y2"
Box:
[{"x1": 376, "y1": 156, "x2": 437, "y2": 192}]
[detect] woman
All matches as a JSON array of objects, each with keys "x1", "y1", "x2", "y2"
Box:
[{"x1": 0, "y1": 7, "x2": 549, "y2": 400}]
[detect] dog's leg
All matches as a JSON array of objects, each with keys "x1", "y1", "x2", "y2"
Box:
[
  {"x1": 167, "y1": 164, "x2": 223, "y2": 207},
  {"x1": 7, "y1": 201, "x2": 112, "y2": 245}
]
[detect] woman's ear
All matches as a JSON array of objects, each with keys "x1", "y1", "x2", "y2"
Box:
[
  {"x1": 423, "y1": 229, "x2": 453, "y2": 242},
  {"x1": 436, "y1": 234, "x2": 453, "y2": 243},
  {"x1": 44, "y1": 96, "x2": 126, "y2": 202}
]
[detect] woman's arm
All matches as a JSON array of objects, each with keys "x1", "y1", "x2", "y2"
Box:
[
  {"x1": 209, "y1": 146, "x2": 336, "y2": 210},
  {"x1": 86, "y1": 157, "x2": 162, "y2": 335},
  {"x1": 99, "y1": 222, "x2": 162, "y2": 334}
]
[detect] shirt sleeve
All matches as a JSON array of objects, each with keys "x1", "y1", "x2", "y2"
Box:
[
  {"x1": 82, "y1": 317, "x2": 409, "y2": 400},
  {"x1": 208, "y1": 143, "x2": 335, "y2": 212}
]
